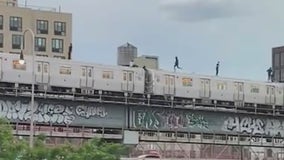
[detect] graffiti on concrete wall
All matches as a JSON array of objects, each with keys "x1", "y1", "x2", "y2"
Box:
[
  {"x1": 222, "y1": 116, "x2": 284, "y2": 137},
  {"x1": 132, "y1": 107, "x2": 284, "y2": 137},
  {"x1": 133, "y1": 109, "x2": 208, "y2": 130},
  {"x1": 0, "y1": 99, "x2": 108, "y2": 125}
]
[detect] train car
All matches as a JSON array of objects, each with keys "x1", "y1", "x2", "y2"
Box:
[
  {"x1": 146, "y1": 69, "x2": 176, "y2": 96},
  {"x1": 0, "y1": 52, "x2": 283, "y2": 110},
  {"x1": 242, "y1": 81, "x2": 283, "y2": 107},
  {"x1": 93, "y1": 64, "x2": 145, "y2": 94},
  {"x1": 0, "y1": 53, "x2": 146, "y2": 96},
  {"x1": 0, "y1": 53, "x2": 33, "y2": 86},
  {"x1": 209, "y1": 76, "x2": 234, "y2": 105},
  {"x1": 174, "y1": 72, "x2": 207, "y2": 100}
]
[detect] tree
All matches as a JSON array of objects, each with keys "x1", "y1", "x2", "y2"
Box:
[{"x1": 0, "y1": 118, "x2": 128, "y2": 160}]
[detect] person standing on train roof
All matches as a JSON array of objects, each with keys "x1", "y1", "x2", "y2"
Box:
[
  {"x1": 216, "y1": 61, "x2": 220, "y2": 76},
  {"x1": 267, "y1": 67, "x2": 273, "y2": 81}
]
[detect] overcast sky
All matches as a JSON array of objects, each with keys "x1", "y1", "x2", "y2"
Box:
[{"x1": 19, "y1": 0, "x2": 284, "y2": 81}]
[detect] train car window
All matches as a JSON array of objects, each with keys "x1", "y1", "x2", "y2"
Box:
[
  {"x1": 123, "y1": 72, "x2": 127, "y2": 81},
  {"x1": 13, "y1": 60, "x2": 26, "y2": 70},
  {"x1": 37, "y1": 64, "x2": 41, "y2": 72},
  {"x1": 239, "y1": 85, "x2": 243, "y2": 92},
  {"x1": 250, "y1": 85, "x2": 259, "y2": 93},
  {"x1": 88, "y1": 68, "x2": 92, "y2": 77},
  {"x1": 165, "y1": 77, "x2": 168, "y2": 85},
  {"x1": 217, "y1": 82, "x2": 227, "y2": 90},
  {"x1": 43, "y1": 64, "x2": 48, "y2": 73},
  {"x1": 81, "y1": 68, "x2": 86, "y2": 77},
  {"x1": 102, "y1": 71, "x2": 113, "y2": 79},
  {"x1": 278, "y1": 88, "x2": 282, "y2": 94},
  {"x1": 182, "y1": 77, "x2": 192, "y2": 86},
  {"x1": 128, "y1": 72, "x2": 133, "y2": 81},
  {"x1": 59, "y1": 66, "x2": 71, "y2": 75},
  {"x1": 156, "y1": 75, "x2": 160, "y2": 82},
  {"x1": 271, "y1": 87, "x2": 275, "y2": 94},
  {"x1": 170, "y1": 77, "x2": 174, "y2": 85},
  {"x1": 217, "y1": 84, "x2": 221, "y2": 90}
]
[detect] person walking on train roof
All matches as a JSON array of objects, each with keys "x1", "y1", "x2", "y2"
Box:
[
  {"x1": 267, "y1": 67, "x2": 273, "y2": 81},
  {"x1": 68, "y1": 43, "x2": 72, "y2": 60},
  {"x1": 216, "y1": 61, "x2": 220, "y2": 76},
  {"x1": 174, "y1": 56, "x2": 182, "y2": 71}
]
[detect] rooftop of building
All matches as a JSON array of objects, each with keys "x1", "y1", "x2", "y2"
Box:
[{"x1": 0, "y1": 0, "x2": 63, "y2": 13}]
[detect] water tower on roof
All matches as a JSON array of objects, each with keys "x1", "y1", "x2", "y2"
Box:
[{"x1": 117, "y1": 42, "x2": 138, "y2": 66}]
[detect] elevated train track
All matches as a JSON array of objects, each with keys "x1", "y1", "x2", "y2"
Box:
[
  {"x1": 0, "y1": 83, "x2": 283, "y2": 117},
  {"x1": 1, "y1": 84, "x2": 284, "y2": 148}
]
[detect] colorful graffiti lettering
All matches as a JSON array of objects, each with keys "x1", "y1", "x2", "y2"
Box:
[
  {"x1": 133, "y1": 109, "x2": 208, "y2": 130},
  {"x1": 186, "y1": 114, "x2": 208, "y2": 129}
]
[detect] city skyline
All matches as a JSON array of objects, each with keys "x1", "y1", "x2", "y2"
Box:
[{"x1": 19, "y1": 0, "x2": 284, "y2": 81}]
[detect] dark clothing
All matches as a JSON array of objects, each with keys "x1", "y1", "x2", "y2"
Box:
[
  {"x1": 174, "y1": 57, "x2": 182, "y2": 71},
  {"x1": 267, "y1": 67, "x2": 273, "y2": 81},
  {"x1": 216, "y1": 62, "x2": 220, "y2": 76},
  {"x1": 68, "y1": 43, "x2": 72, "y2": 60}
]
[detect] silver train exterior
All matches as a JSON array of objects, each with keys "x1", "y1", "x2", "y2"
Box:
[{"x1": 1, "y1": 53, "x2": 282, "y2": 108}]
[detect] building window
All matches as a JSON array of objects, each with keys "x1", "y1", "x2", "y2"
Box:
[
  {"x1": 0, "y1": 15, "x2": 3, "y2": 30},
  {"x1": 52, "y1": 39, "x2": 63, "y2": 53},
  {"x1": 54, "y1": 21, "x2": 66, "y2": 36},
  {"x1": 53, "y1": 55, "x2": 65, "y2": 59},
  {"x1": 10, "y1": 16, "x2": 22, "y2": 32},
  {"x1": 35, "y1": 37, "x2": 46, "y2": 52},
  {"x1": 0, "y1": 33, "x2": 3, "y2": 48},
  {"x1": 37, "y1": 20, "x2": 48, "y2": 34},
  {"x1": 12, "y1": 34, "x2": 22, "y2": 49}
]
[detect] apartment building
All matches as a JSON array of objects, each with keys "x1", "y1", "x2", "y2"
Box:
[{"x1": 0, "y1": 0, "x2": 72, "y2": 59}]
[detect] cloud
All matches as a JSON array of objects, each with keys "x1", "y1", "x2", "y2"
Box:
[{"x1": 160, "y1": 0, "x2": 250, "y2": 22}]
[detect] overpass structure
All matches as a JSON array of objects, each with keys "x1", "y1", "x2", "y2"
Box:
[{"x1": 1, "y1": 88, "x2": 284, "y2": 159}]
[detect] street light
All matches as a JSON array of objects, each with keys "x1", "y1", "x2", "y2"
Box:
[{"x1": 20, "y1": 28, "x2": 35, "y2": 148}]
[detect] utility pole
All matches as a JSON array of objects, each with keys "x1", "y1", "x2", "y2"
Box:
[{"x1": 241, "y1": 146, "x2": 243, "y2": 160}]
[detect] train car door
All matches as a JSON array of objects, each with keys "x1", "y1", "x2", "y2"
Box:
[
  {"x1": 265, "y1": 85, "x2": 275, "y2": 105},
  {"x1": 163, "y1": 74, "x2": 175, "y2": 95},
  {"x1": 80, "y1": 66, "x2": 94, "y2": 88},
  {"x1": 35, "y1": 61, "x2": 49, "y2": 83},
  {"x1": 144, "y1": 70, "x2": 153, "y2": 93},
  {"x1": 200, "y1": 79, "x2": 210, "y2": 98},
  {"x1": 233, "y1": 82, "x2": 244, "y2": 102},
  {"x1": 0, "y1": 58, "x2": 2, "y2": 79},
  {"x1": 122, "y1": 70, "x2": 134, "y2": 92}
]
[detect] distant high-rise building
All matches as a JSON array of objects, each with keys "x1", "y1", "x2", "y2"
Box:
[
  {"x1": 117, "y1": 42, "x2": 137, "y2": 66},
  {"x1": 272, "y1": 46, "x2": 284, "y2": 82},
  {"x1": 0, "y1": 0, "x2": 72, "y2": 59}
]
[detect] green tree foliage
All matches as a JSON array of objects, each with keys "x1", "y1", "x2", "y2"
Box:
[{"x1": 0, "y1": 118, "x2": 128, "y2": 160}]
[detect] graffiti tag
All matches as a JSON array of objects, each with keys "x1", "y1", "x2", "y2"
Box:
[
  {"x1": 223, "y1": 116, "x2": 284, "y2": 137},
  {"x1": 133, "y1": 109, "x2": 208, "y2": 130},
  {"x1": 0, "y1": 100, "x2": 108, "y2": 125}
]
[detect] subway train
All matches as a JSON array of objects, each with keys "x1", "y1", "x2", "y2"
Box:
[{"x1": 0, "y1": 53, "x2": 282, "y2": 110}]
